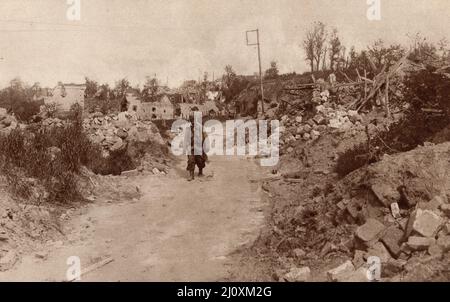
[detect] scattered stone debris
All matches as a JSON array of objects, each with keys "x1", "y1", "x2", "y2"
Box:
[
  {"x1": 251, "y1": 132, "x2": 450, "y2": 281},
  {"x1": 0, "y1": 250, "x2": 17, "y2": 271},
  {"x1": 283, "y1": 266, "x2": 311, "y2": 282},
  {"x1": 34, "y1": 251, "x2": 48, "y2": 260},
  {"x1": 405, "y1": 209, "x2": 443, "y2": 238},
  {"x1": 355, "y1": 219, "x2": 386, "y2": 248},
  {"x1": 0, "y1": 108, "x2": 21, "y2": 135},
  {"x1": 407, "y1": 236, "x2": 436, "y2": 251},
  {"x1": 380, "y1": 225, "x2": 404, "y2": 258},
  {"x1": 82, "y1": 112, "x2": 165, "y2": 157},
  {"x1": 326, "y1": 260, "x2": 355, "y2": 282}
]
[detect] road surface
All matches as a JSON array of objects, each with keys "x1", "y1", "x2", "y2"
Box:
[{"x1": 1, "y1": 155, "x2": 266, "y2": 281}]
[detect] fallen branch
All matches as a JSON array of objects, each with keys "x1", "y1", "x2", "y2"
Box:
[
  {"x1": 275, "y1": 236, "x2": 288, "y2": 251},
  {"x1": 284, "y1": 178, "x2": 303, "y2": 183},
  {"x1": 355, "y1": 52, "x2": 411, "y2": 111},
  {"x1": 283, "y1": 83, "x2": 316, "y2": 90},
  {"x1": 335, "y1": 82, "x2": 364, "y2": 88},
  {"x1": 421, "y1": 108, "x2": 444, "y2": 114},
  {"x1": 67, "y1": 257, "x2": 114, "y2": 282},
  {"x1": 249, "y1": 175, "x2": 282, "y2": 183},
  {"x1": 360, "y1": 76, "x2": 374, "y2": 83},
  {"x1": 356, "y1": 69, "x2": 362, "y2": 82}
]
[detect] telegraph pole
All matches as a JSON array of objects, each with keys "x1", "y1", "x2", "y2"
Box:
[{"x1": 246, "y1": 29, "x2": 264, "y2": 115}]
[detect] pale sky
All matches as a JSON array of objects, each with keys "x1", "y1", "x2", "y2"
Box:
[{"x1": 0, "y1": 0, "x2": 449, "y2": 88}]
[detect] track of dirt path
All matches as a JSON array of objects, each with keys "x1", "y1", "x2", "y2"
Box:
[{"x1": 0, "y1": 155, "x2": 267, "y2": 281}]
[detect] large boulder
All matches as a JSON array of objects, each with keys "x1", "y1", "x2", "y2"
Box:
[
  {"x1": 284, "y1": 267, "x2": 311, "y2": 282},
  {"x1": 371, "y1": 181, "x2": 401, "y2": 207},
  {"x1": 380, "y1": 225, "x2": 404, "y2": 258},
  {"x1": 355, "y1": 218, "x2": 386, "y2": 248},
  {"x1": 327, "y1": 260, "x2": 355, "y2": 282},
  {"x1": 405, "y1": 209, "x2": 443, "y2": 238}
]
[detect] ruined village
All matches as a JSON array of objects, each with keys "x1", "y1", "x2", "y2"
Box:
[{"x1": 0, "y1": 0, "x2": 449, "y2": 283}]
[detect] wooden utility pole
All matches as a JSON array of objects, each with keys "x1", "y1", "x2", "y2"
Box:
[{"x1": 246, "y1": 29, "x2": 264, "y2": 114}]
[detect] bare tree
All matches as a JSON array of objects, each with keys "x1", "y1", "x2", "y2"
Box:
[
  {"x1": 322, "y1": 47, "x2": 327, "y2": 71},
  {"x1": 302, "y1": 21, "x2": 327, "y2": 72},
  {"x1": 303, "y1": 30, "x2": 315, "y2": 72},
  {"x1": 313, "y1": 22, "x2": 327, "y2": 71}
]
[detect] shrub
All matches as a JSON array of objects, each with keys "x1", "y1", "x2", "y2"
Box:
[
  {"x1": 90, "y1": 148, "x2": 135, "y2": 176},
  {"x1": 84, "y1": 97, "x2": 121, "y2": 115},
  {"x1": 0, "y1": 107, "x2": 103, "y2": 203},
  {"x1": 41, "y1": 102, "x2": 58, "y2": 118},
  {"x1": 12, "y1": 100, "x2": 41, "y2": 122},
  {"x1": 0, "y1": 83, "x2": 41, "y2": 122}
]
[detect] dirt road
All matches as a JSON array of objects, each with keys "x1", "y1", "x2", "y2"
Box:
[{"x1": 1, "y1": 155, "x2": 267, "y2": 281}]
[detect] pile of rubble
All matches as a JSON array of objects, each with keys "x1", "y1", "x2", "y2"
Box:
[
  {"x1": 0, "y1": 188, "x2": 66, "y2": 272},
  {"x1": 278, "y1": 100, "x2": 364, "y2": 152},
  {"x1": 282, "y1": 142, "x2": 450, "y2": 282},
  {"x1": 41, "y1": 117, "x2": 65, "y2": 128},
  {"x1": 274, "y1": 55, "x2": 430, "y2": 155},
  {"x1": 0, "y1": 108, "x2": 20, "y2": 135},
  {"x1": 82, "y1": 111, "x2": 165, "y2": 157}
]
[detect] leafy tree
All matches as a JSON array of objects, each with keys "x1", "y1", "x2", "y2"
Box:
[
  {"x1": 223, "y1": 65, "x2": 237, "y2": 89},
  {"x1": 84, "y1": 77, "x2": 98, "y2": 99},
  {"x1": 264, "y1": 61, "x2": 279, "y2": 80},
  {"x1": 367, "y1": 39, "x2": 405, "y2": 70},
  {"x1": 347, "y1": 47, "x2": 374, "y2": 75},
  {"x1": 407, "y1": 33, "x2": 438, "y2": 64},
  {"x1": 141, "y1": 76, "x2": 159, "y2": 102},
  {"x1": 0, "y1": 78, "x2": 39, "y2": 121},
  {"x1": 97, "y1": 83, "x2": 110, "y2": 101},
  {"x1": 221, "y1": 65, "x2": 249, "y2": 103},
  {"x1": 329, "y1": 28, "x2": 343, "y2": 70},
  {"x1": 30, "y1": 82, "x2": 42, "y2": 96},
  {"x1": 113, "y1": 78, "x2": 130, "y2": 99}
]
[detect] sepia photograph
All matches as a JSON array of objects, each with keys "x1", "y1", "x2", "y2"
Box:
[{"x1": 0, "y1": 0, "x2": 449, "y2": 291}]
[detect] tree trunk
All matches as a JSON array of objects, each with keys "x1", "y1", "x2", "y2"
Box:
[{"x1": 322, "y1": 49, "x2": 327, "y2": 71}]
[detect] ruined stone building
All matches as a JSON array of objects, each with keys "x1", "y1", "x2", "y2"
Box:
[
  {"x1": 44, "y1": 83, "x2": 86, "y2": 111},
  {"x1": 126, "y1": 93, "x2": 142, "y2": 113},
  {"x1": 125, "y1": 93, "x2": 174, "y2": 120}
]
